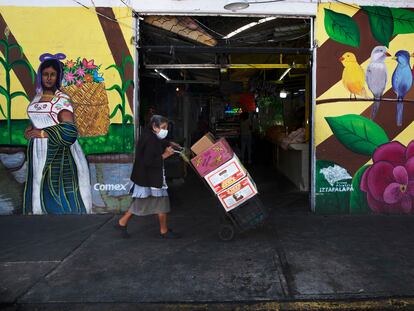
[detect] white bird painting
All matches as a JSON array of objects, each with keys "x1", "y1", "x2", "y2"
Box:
[{"x1": 365, "y1": 46, "x2": 391, "y2": 119}]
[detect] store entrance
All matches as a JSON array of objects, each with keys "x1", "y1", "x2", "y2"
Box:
[{"x1": 139, "y1": 15, "x2": 312, "y2": 214}]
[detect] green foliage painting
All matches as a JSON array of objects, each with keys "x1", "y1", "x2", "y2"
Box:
[
  {"x1": 106, "y1": 52, "x2": 134, "y2": 151},
  {"x1": 392, "y1": 8, "x2": 414, "y2": 35},
  {"x1": 324, "y1": 9, "x2": 360, "y2": 47},
  {"x1": 349, "y1": 165, "x2": 371, "y2": 214},
  {"x1": 362, "y1": 6, "x2": 394, "y2": 47},
  {"x1": 325, "y1": 114, "x2": 389, "y2": 156},
  {"x1": 0, "y1": 27, "x2": 35, "y2": 144},
  {"x1": 0, "y1": 120, "x2": 134, "y2": 155},
  {"x1": 325, "y1": 6, "x2": 414, "y2": 48}
]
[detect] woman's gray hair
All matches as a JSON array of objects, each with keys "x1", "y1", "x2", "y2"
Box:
[{"x1": 149, "y1": 114, "x2": 169, "y2": 129}]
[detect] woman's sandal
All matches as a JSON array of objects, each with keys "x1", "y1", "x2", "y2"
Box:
[
  {"x1": 114, "y1": 223, "x2": 130, "y2": 239},
  {"x1": 160, "y1": 229, "x2": 181, "y2": 239}
]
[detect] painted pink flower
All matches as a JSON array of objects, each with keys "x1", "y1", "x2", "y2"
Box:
[
  {"x1": 64, "y1": 72, "x2": 75, "y2": 83},
  {"x1": 76, "y1": 67, "x2": 85, "y2": 77},
  {"x1": 76, "y1": 79, "x2": 83, "y2": 87},
  {"x1": 82, "y1": 58, "x2": 97, "y2": 70},
  {"x1": 360, "y1": 140, "x2": 414, "y2": 214}
]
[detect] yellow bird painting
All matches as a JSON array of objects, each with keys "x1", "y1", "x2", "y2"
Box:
[{"x1": 339, "y1": 52, "x2": 368, "y2": 99}]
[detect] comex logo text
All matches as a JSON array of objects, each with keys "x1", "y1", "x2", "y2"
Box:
[{"x1": 93, "y1": 183, "x2": 129, "y2": 191}]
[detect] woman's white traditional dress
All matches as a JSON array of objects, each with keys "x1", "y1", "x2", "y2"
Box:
[
  {"x1": 128, "y1": 168, "x2": 170, "y2": 216},
  {"x1": 23, "y1": 90, "x2": 92, "y2": 214}
]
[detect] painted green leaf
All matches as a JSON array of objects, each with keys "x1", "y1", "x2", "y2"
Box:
[
  {"x1": 125, "y1": 114, "x2": 134, "y2": 124},
  {"x1": 325, "y1": 114, "x2": 389, "y2": 156},
  {"x1": 106, "y1": 84, "x2": 123, "y2": 99},
  {"x1": 123, "y1": 79, "x2": 134, "y2": 93},
  {"x1": 391, "y1": 8, "x2": 414, "y2": 35},
  {"x1": 9, "y1": 59, "x2": 35, "y2": 83},
  {"x1": 9, "y1": 43, "x2": 24, "y2": 57},
  {"x1": 106, "y1": 64, "x2": 123, "y2": 80},
  {"x1": 0, "y1": 85, "x2": 10, "y2": 102},
  {"x1": 0, "y1": 57, "x2": 7, "y2": 72},
  {"x1": 122, "y1": 55, "x2": 134, "y2": 69},
  {"x1": 362, "y1": 6, "x2": 394, "y2": 47},
  {"x1": 109, "y1": 104, "x2": 122, "y2": 119},
  {"x1": 0, "y1": 104, "x2": 5, "y2": 118},
  {"x1": 324, "y1": 8, "x2": 360, "y2": 47},
  {"x1": 0, "y1": 39, "x2": 7, "y2": 50},
  {"x1": 0, "y1": 85, "x2": 9, "y2": 119},
  {"x1": 10, "y1": 91, "x2": 30, "y2": 101},
  {"x1": 349, "y1": 165, "x2": 371, "y2": 214}
]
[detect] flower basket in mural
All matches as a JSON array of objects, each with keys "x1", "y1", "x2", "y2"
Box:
[
  {"x1": 63, "y1": 82, "x2": 110, "y2": 137},
  {"x1": 62, "y1": 58, "x2": 109, "y2": 137}
]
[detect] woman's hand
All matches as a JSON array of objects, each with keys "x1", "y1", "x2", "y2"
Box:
[
  {"x1": 25, "y1": 128, "x2": 48, "y2": 139},
  {"x1": 24, "y1": 125, "x2": 33, "y2": 140},
  {"x1": 162, "y1": 146, "x2": 175, "y2": 159},
  {"x1": 169, "y1": 141, "x2": 182, "y2": 149}
]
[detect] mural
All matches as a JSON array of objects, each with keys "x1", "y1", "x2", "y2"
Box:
[
  {"x1": 62, "y1": 57, "x2": 110, "y2": 138},
  {"x1": 0, "y1": 7, "x2": 136, "y2": 215},
  {"x1": 315, "y1": 3, "x2": 414, "y2": 214},
  {"x1": 23, "y1": 53, "x2": 92, "y2": 215}
]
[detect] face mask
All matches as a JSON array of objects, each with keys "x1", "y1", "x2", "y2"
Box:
[{"x1": 156, "y1": 129, "x2": 168, "y2": 139}]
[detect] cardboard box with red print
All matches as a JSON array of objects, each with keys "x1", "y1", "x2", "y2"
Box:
[
  {"x1": 204, "y1": 155, "x2": 247, "y2": 193},
  {"x1": 217, "y1": 176, "x2": 258, "y2": 212}
]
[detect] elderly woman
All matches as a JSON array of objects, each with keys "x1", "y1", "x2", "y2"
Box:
[
  {"x1": 115, "y1": 115, "x2": 181, "y2": 239},
  {"x1": 23, "y1": 53, "x2": 91, "y2": 214}
]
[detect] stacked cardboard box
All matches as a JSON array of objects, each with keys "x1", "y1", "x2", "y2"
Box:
[{"x1": 191, "y1": 133, "x2": 258, "y2": 212}]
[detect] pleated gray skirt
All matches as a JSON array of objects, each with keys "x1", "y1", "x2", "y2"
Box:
[
  {"x1": 128, "y1": 168, "x2": 170, "y2": 216},
  {"x1": 129, "y1": 196, "x2": 171, "y2": 216}
]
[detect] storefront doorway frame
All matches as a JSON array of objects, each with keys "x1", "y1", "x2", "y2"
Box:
[{"x1": 135, "y1": 13, "x2": 317, "y2": 212}]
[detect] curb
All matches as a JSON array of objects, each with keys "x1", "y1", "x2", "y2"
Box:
[{"x1": 3, "y1": 298, "x2": 414, "y2": 311}]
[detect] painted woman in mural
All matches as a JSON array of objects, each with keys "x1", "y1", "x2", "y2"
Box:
[{"x1": 23, "y1": 53, "x2": 92, "y2": 214}]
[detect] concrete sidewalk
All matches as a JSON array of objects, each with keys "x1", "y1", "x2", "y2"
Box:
[{"x1": 1, "y1": 168, "x2": 414, "y2": 310}]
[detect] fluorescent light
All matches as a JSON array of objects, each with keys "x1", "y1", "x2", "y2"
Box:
[
  {"x1": 258, "y1": 16, "x2": 276, "y2": 24},
  {"x1": 223, "y1": 16, "x2": 276, "y2": 39},
  {"x1": 154, "y1": 69, "x2": 170, "y2": 81},
  {"x1": 278, "y1": 67, "x2": 291, "y2": 81},
  {"x1": 279, "y1": 90, "x2": 288, "y2": 98},
  {"x1": 224, "y1": 22, "x2": 256, "y2": 39}
]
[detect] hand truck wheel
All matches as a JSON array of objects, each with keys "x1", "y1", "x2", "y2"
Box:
[{"x1": 218, "y1": 224, "x2": 235, "y2": 241}]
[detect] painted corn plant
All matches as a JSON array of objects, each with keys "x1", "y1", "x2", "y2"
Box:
[
  {"x1": 325, "y1": 114, "x2": 414, "y2": 214},
  {"x1": 105, "y1": 52, "x2": 134, "y2": 151},
  {"x1": 0, "y1": 27, "x2": 35, "y2": 144}
]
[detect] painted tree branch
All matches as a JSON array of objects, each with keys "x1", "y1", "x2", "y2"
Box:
[{"x1": 316, "y1": 98, "x2": 414, "y2": 105}]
